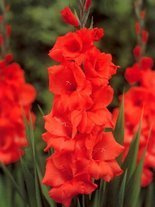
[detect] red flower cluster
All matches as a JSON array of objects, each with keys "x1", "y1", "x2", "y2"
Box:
[
  {"x1": 0, "y1": 55, "x2": 36, "y2": 164},
  {"x1": 43, "y1": 27, "x2": 123, "y2": 206},
  {"x1": 123, "y1": 55, "x2": 155, "y2": 187},
  {"x1": 113, "y1": 8, "x2": 155, "y2": 186}
]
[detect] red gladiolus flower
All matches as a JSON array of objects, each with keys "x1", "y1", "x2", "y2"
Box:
[
  {"x1": 43, "y1": 111, "x2": 76, "y2": 152},
  {"x1": 43, "y1": 13, "x2": 123, "y2": 205},
  {"x1": 43, "y1": 152, "x2": 97, "y2": 207},
  {"x1": 125, "y1": 57, "x2": 154, "y2": 85},
  {"x1": 0, "y1": 57, "x2": 36, "y2": 164},
  {"x1": 84, "y1": 48, "x2": 117, "y2": 87},
  {"x1": 114, "y1": 53, "x2": 155, "y2": 187},
  {"x1": 61, "y1": 7, "x2": 79, "y2": 27},
  {"x1": 81, "y1": 131, "x2": 123, "y2": 181},
  {"x1": 125, "y1": 63, "x2": 142, "y2": 84},
  {"x1": 71, "y1": 86, "x2": 114, "y2": 135},
  {"x1": 48, "y1": 63, "x2": 93, "y2": 112},
  {"x1": 49, "y1": 28, "x2": 103, "y2": 64},
  {"x1": 0, "y1": 3, "x2": 36, "y2": 164}
]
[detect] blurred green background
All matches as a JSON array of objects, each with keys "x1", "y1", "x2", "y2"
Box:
[{"x1": 9, "y1": 0, "x2": 155, "y2": 138}]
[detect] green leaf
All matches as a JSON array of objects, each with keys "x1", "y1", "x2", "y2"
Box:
[
  {"x1": 91, "y1": 190, "x2": 100, "y2": 207},
  {"x1": 34, "y1": 170, "x2": 42, "y2": 207},
  {"x1": 122, "y1": 119, "x2": 142, "y2": 181},
  {"x1": 20, "y1": 158, "x2": 36, "y2": 207},
  {"x1": 77, "y1": 198, "x2": 81, "y2": 207},
  {"x1": 74, "y1": 9, "x2": 80, "y2": 24},
  {"x1": 114, "y1": 94, "x2": 124, "y2": 145},
  {"x1": 82, "y1": 195, "x2": 85, "y2": 207},
  {"x1": 118, "y1": 170, "x2": 127, "y2": 207},
  {"x1": 98, "y1": 180, "x2": 106, "y2": 206},
  {"x1": 113, "y1": 95, "x2": 124, "y2": 165},
  {"x1": 125, "y1": 152, "x2": 145, "y2": 207},
  {"x1": 37, "y1": 104, "x2": 45, "y2": 116},
  {"x1": 29, "y1": 116, "x2": 42, "y2": 207},
  {"x1": 90, "y1": 16, "x2": 94, "y2": 28},
  {"x1": 143, "y1": 182, "x2": 155, "y2": 207},
  {"x1": 0, "y1": 163, "x2": 27, "y2": 203}
]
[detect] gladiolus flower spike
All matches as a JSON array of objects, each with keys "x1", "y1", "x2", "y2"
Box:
[{"x1": 42, "y1": 1, "x2": 123, "y2": 207}]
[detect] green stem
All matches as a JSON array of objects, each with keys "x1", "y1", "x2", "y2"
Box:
[
  {"x1": 134, "y1": 0, "x2": 146, "y2": 60},
  {"x1": 78, "y1": 0, "x2": 90, "y2": 28},
  {"x1": 0, "y1": 0, "x2": 9, "y2": 58}
]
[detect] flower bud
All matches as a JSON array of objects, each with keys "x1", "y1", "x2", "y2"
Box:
[
  {"x1": 142, "y1": 30, "x2": 148, "y2": 43},
  {"x1": 61, "y1": 7, "x2": 79, "y2": 27},
  {"x1": 133, "y1": 45, "x2": 141, "y2": 58},
  {"x1": 85, "y1": 0, "x2": 92, "y2": 11}
]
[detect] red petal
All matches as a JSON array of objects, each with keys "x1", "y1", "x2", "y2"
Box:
[
  {"x1": 61, "y1": 7, "x2": 79, "y2": 27},
  {"x1": 42, "y1": 155, "x2": 68, "y2": 187}
]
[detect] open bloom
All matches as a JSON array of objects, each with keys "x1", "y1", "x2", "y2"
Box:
[
  {"x1": 84, "y1": 48, "x2": 117, "y2": 87},
  {"x1": 49, "y1": 28, "x2": 104, "y2": 64},
  {"x1": 48, "y1": 62, "x2": 92, "y2": 112},
  {"x1": 71, "y1": 85, "x2": 114, "y2": 135},
  {"x1": 76, "y1": 131, "x2": 123, "y2": 181},
  {"x1": 43, "y1": 111, "x2": 75, "y2": 152},
  {"x1": 43, "y1": 152, "x2": 97, "y2": 207}
]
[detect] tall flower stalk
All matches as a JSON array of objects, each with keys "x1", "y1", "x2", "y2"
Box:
[
  {"x1": 42, "y1": 1, "x2": 123, "y2": 206},
  {"x1": 113, "y1": 0, "x2": 155, "y2": 187},
  {"x1": 0, "y1": 0, "x2": 10, "y2": 58},
  {"x1": 0, "y1": 1, "x2": 36, "y2": 164}
]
